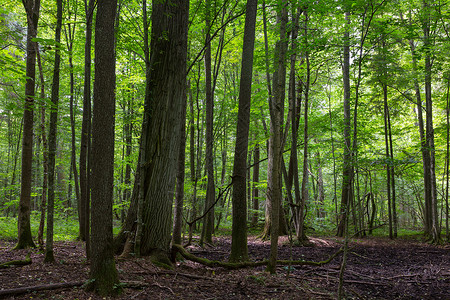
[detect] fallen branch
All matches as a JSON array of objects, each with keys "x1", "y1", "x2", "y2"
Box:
[
  {"x1": 0, "y1": 252, "x2": 32, "y2": 269},
  {"x1": 172, "y1": 244, "x2": 343, "y2": 269},
  {"x1": 0, "y1": 281, "x2": 83, "y2": 298},
  {"x1": 0, "y1": 280, "x2": 154, "y2": 298}
]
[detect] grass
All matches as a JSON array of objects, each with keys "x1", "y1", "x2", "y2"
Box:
[{"x1": 0, "y1": 212, "x2": 123, "y2": 242}]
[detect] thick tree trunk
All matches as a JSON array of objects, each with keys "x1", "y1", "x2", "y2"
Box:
[
  {"x1": 229, "y1": 0, "x2": 257, "y2": 263},
  {"x1": 136, "y1": 0, "x2": 189, "y2": 262},
  {"x1": 87, "y1": 0, "x2": 120, "y2": 295},
  {"x1": 16, "y1": 0, "x2": 40, "y2": 250}
]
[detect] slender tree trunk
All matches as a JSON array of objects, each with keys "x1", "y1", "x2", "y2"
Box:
[
  {"x1": 79, "y1": 0, "x2": 95, "y2": 251},
  {"x1": 298, "y1": 9, "x2": 311, "y2": 243},
  {"x1": 173, "y1": 84, "x2": 188, "y2": 245},
  {"x1": 202, "y1": 0, "x2": 215, "y2": 245},
  {"x1": 266, "y1": 1, "x2": 288, "y2": 274},
  {"x1": 16, "y1": 0, "x2": 40, "y2": 250},
  {"x1": 229, "y1": 0, "x2": 257, "y2": 263},
  {"x1": 422, "y1": 2, "x2": 440, "y2": 242},
  {"x1": 383, "y1": 83, "x2": 393, "y2": 239},
  {"x1": 44, "y1": 0, "x2": 62, "y2": 263},
  {"x1": 36, "y1": 49, "x2": 47, "y2": 249},
  {"x1": 337, "y1": 12, "x2": 352, "y2": 238},
  {"x1": 251, "y1": 142, "x2": 260, "y2": 227}
]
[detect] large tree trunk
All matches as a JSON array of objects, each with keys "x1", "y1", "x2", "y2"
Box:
[
  {"x1": 136, "y1": 0, "x2": 189, "y2": 262},
  {"x1": 16, "y1": 0, "x2": 40, "y2": 250},
  {"x1": 44, "y1": 0, "x2": 62, "y2": 263},
  {"x1": 229, "y1": 0, "x2": 257, "y2": 263},
  {"x1": 87, "y1": 0, "x2": 120, "y2": 295}
]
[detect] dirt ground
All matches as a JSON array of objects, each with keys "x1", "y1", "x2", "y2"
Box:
[{"x1": 0, "y1": 235, "x2": 448, "y2": 299}]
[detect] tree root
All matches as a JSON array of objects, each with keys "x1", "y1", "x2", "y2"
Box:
[
  {"x1": 171, "y1": 244, "x2": 343, "y2": 269},
  {"x1": 0, "y1": 252, "x2": 31, "y2": 269}
]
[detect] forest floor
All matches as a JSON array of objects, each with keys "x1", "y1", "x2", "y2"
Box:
[{"x1": 0, "y1": 234, "x2": 448, "y2": 299}]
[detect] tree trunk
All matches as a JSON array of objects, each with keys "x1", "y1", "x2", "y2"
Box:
[
  {"x1": 36, "y1": 48, "x2": 47, "y2": 249},
  {"x1": 202, "y1": 0, "x2": 215, "y2": 245},
  {"x1": 251, "y1": 142, "x2": 260, "y2": 227},
  {"x1": 79, "y1": 0, "x2": 95, "y2": 250},
  {"x1": 16, "y1": 0, "x2": 40, "y2": 250},
  {"x1": 172, "y1": 84, "x2": 188, "y2": 246},
  {"x1": 337, "y1": 12, "x2": 352, "y2": 238},
  {"x1": 266, "y1": 1, "x2": 288, "y2": 274},
  {"x1": 229, "y1": 0, "x2": 257, "y2": 263},
  {"x1": 44, "y1": 0, "x2": 62, "y2": 263},
  {"x1": 87, "y1": 0, "x2": 120, "y2": 295},
  {"x1": 422, "y1": 1, "x2": 441, "y2": 243},
  {"x1": 135, "y1": 0, "x2": 189, "y2": 262}
]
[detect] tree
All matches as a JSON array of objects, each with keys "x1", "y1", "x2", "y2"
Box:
[
  {"x1": 134, "y1": 0, "x2": 189, "y2": 263},
  {"x1": 87, "y1": 0, "x2": 120, "y2": 295},
  {"x1": 44, "y1": 0, "x2": 63, "y2": 263},
  {"x1": 201, "y1": 0, "x2": 216, "y2": 245},
  {"x1": 15, "y1": 0, "x2": 40, "y2": 250},
  {"x1": 229, "y1": 0, "x2": 258, "y2": 263},
  {"x1": 266, "y1": 0, "x2": 288, "y2": 274}
]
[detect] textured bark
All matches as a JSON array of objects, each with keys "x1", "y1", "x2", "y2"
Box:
[
  {"x1": 16, "y1": 0, "x2": 40, "y2": 250},
  {"x1": 229, "y1": 0, "x2": 257, "y2": 263},
  {"x1": 88, "y1": 0, "x2": 120, "y2": 295},
  {"x1": 44, "y1": 0, "x2": 62, "y2": 263},
  {"x1": 136, "y1": 0, "x2": 189, "y2": 261}
]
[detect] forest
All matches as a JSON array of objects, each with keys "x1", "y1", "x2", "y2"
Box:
[{"x1": 0, "y1": 0, "x2": 449, "y2": 298}]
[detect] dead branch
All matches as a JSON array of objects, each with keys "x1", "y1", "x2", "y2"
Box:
[
  {"x1": 0, "y1": 281, "x2": 84, "y2": 298},
  {"x1": 172, "y1": 244, "x2": 343, "y2": 269},
  {"x1": 0, "y1": 252, "x2": 31, "y2": 269}
]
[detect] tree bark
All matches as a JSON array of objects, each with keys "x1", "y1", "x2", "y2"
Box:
[
  {"x1": 44, "y1": 0, "x2": 62, "y2": 263},
  {"x1": 229, "y1": 0, "x2": 257, "y2": 263},
  {"x1": 87, "y1": 0, "x2": 120, "y2": 295},
  {"x1": 16, "y1": 0, "x2": 40, "y2": 250},
  {"x1": 202, "y1": 0, "x2": 215, "y2": 245},
  {"x1": 266, "y1": 1, "x2": 288, "y2": 274},
  {"x1": 136, "y1": 0, "x2": 189, "y2": 262},
  {"x1": 79, "y1": 0, "x2": 95, "y2": 251},
  {"x1": 337, "y1": 11, "x2": 352, "y2": 238}
]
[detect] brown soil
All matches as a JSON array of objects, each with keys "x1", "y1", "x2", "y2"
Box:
[{"x1": 0, "y1": 235, "x2": 448, "y2": 299}]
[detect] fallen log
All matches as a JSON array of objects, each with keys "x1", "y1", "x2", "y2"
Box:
[
  {"x1": 0, "y1": 282, "x2": 84, "y2": 298},
  {"x1": 171, "y1": 244, "x2": 343, "y2": 269}
]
